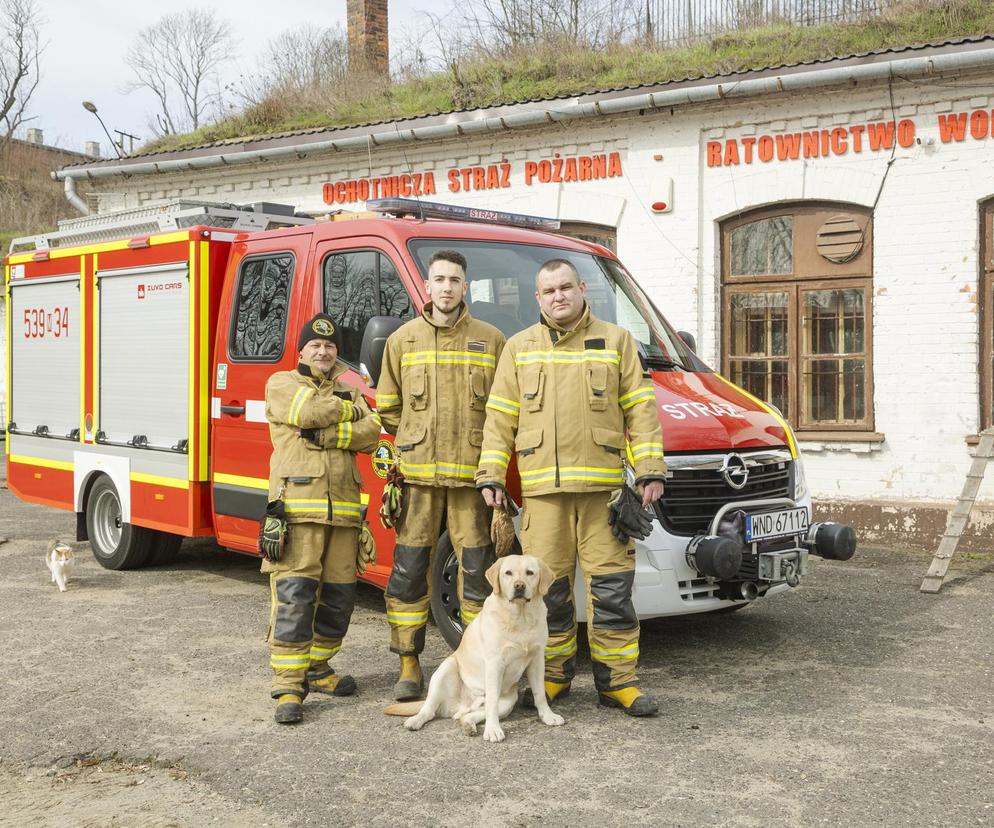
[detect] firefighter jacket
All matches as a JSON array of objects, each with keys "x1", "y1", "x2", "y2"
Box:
[
  {"x1": 476, "y1": 304, "x2": 667, "y2": 497},
  {"x1": 376, "y1": 302, "x2": 505, "y2": 487},
  {"x1": 266, "y1": 360, "x2": 381, "y2": 526}
]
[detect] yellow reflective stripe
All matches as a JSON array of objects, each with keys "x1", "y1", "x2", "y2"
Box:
[
  {"x1": 332, "y1": 500, "x2": 362, "y2": 515},
  {"x1": 387, "y1": 610, "x2": 429, "y2": 626},
  {"x1": 460, "y1": 609, "x2": 479, "y2": 624},
  {"x1": 487, "y1": 394, "x2": 520, "y2": 411},
  {"x1": 340, "y1": 399, "x2": 354, "y2": 421},
  {"x1": 285, "y1": 499, "x2": 328, "y2": 513},
  {"x1": 9, "y1": 454, "x2": 74, "y2": 471},
  {"x1": 520, "y1": 466, "x2": 624, "y2": 484},
  {"x1": 401, "y1": 350, "x2": 495, "y2": 367},
  {"x1": 589, "y1": 643, "x2": 640, "y2": 661},
  {"x1": 480, "y1": 450, "x2": 509, "y2": 468},
  {"x1": 515, "y1": 350, "x2": 620, "y2": 365},
  {"x1": 309, "y1": 644, "x2": 341, "y2": 661},
  {"x1": 214, "y1": 472, "x2": 268, "y2": 490},
  {"x1": 130, "y1": 472, "x2": 189, "y2": 490},
  {"x1": 545, "y1": 637, "x2": 578, "y2": 659},
  {"x1": 630, "y1": 442, "x2": 665, "y2": 460},
  {"x1": 270, "y1": 655, "x2": 310, "y2": 669},
  {"x1": 620, "y1": 387, "x2": 655, "y2": 410},
  {"x1": 486, "y1": 398, "x2": 520, "y2": 416},
  {"x1": 336, "y1": 421, "x2": 352, "y2": 448},
  {"x1": 376, "y1": 393, "x2": 400, "y2": 410},
  {"x1": 399, "y1": 460, "x2": 476, "y2": 478},
  {"x1": 712, "y1": 373, "x2": 797, "y2": 458},
  {"x1": 287, "y1": 386, "x2": 314, "y2": 426}
]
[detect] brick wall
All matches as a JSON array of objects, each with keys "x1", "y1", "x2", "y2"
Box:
[
  {"x1": 347, "y1": 0, "x2": 388, "y2": 77},
  {"x1": 77, "y1": 64, "x2": 994, "y2": 548}
]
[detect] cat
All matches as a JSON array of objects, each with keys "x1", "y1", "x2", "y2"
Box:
[{"x1": 47, "y1": 541, "x2": 75, "y2": 592}]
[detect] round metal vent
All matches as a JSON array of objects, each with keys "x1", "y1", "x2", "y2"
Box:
[{"x1": 816, "y1": 214, "x2": 865, "y2": 264}]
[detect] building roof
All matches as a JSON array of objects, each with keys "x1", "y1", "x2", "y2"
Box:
[{"x1": 60, "y1": 35, "x2": 994, "y2": 175}]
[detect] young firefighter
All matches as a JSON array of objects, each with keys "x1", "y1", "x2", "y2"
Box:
[
  {"x1": 376, "y1": 250, "x2": 506, "y2": 701},
  {"x1": 260, "y1": 313, "x2": 382, "y2": 724},
  {"x1": 477, "y1": 259, "x2": 667, "y2": 717}
]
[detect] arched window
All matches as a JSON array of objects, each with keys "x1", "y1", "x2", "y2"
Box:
[{"x1": 721, "y1": 203, "x2": 873, "y2": 433}]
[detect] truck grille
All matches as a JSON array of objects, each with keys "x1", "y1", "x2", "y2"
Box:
[{"x1": 657, "y1": 459, "x2": 792, "y2": 536}]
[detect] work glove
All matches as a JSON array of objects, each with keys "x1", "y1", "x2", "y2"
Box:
[
  {"x1": 357, "y1": 521, "x2": 377, "y2": 575},
  {"x1": 491, "y1": 498, "x2": 519, "y2": 557},
  {"x1": 379, "y1": 466, "x2": 405, "y2": 529},
  {"x1": 259, "y1": 499, "x2": 289, "y2": 562},
  {"x1": 607, "y1": 485, "x2": 655, "y2": 545}
]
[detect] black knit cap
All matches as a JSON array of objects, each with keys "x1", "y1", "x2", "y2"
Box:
[{"x1": 298, "y1": 313, "x2": 341, "y2": 352}]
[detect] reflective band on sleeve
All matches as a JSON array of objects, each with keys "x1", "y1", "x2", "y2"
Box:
[
  {"x1": 619, "y1": 386, "x2": 655, "y2": 410},
  {"x1": 401, "y1": 350, "x2": 496, "y2": 368},
  {"x1": 387, "y1": 609, "x2": 430, "y2": 626},
  {"x1": 485, "y1": 395, "x2": 520, "y2": 416},
  {"x1": 480, "y1": 450, "x2": 510, "y2": 468},
  {"x1": 336, "y1": 421, "x2": 352, "y2": 448},
  {"x1": 287, "y1": 387, "x2": 315, "y2": 426},
  {"x1": 630, "y1": 441, "x2": 665, "y2": 460},
  {"x1": 589, "y1": 643, "x2": 640, "y2": 662},
  {"x1": 545, "y1": 636, "x2": 578, "y2": 659},
  {"x1": 515, "y1": 350, "x2": 620, "y2": 365},
  {"x1": 340, "y1": 400, "x2": 354, "y2": 421},
  {"x1": 376, "y1": 393, "x2": 401, "y2": 410}
]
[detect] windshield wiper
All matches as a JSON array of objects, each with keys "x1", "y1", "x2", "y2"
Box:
[{"x1": 645, "y1": 354, "x2": 690, "y2": 372}]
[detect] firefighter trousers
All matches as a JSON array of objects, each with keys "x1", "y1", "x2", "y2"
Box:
[
  {"x1": 384, "y1": 484, "x2": 495, "y2": 655},
  {"x1": 521, "y1": 491, "x2": 640, "y2": 692},
  {"x1": 264, "y1": 522, "x2": 358, "y2": 699}
]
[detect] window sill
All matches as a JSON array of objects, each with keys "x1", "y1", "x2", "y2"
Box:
[{"x1": 796, "y1": 432, "x2": 885, "y2": 455}]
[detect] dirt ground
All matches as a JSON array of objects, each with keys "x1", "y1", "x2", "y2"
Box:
[{"x1": 0, "y1": 484, "x2": 992, "y2": 828}]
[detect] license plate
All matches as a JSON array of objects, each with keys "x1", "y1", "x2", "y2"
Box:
[{"x1": 745, "y1": 507, "x2": 809, "y2": 542}]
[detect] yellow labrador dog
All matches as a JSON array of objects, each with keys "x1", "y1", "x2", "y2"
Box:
[{"x1": 386, "y1": 554, "x2": 565, "y2": 742}]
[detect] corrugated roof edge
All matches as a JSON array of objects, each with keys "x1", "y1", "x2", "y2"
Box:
[{"x1": 60, "y1": 34, "x2": 994, "y2": 172}]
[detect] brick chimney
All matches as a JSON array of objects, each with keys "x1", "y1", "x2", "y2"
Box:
[
  {"x1": 347, "y1": 0, "x2": 389, "y2": 77},
  {"x1": 25, "y1": 127, "x2": 43, "y2": 144}
]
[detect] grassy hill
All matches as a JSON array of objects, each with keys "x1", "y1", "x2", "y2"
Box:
[{"x1": 143, "y1": 0, "x2": 994, "y2": 155}]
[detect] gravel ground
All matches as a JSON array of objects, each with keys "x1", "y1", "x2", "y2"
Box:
[{"x1": 0, "y1": 483, "x2": 992, "y2": 828}]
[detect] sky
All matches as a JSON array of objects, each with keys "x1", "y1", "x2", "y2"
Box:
[{"x1": 28, "y1": 0, "x2": 451, "y2": 155}]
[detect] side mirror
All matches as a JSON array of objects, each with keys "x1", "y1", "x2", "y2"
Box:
[
  {"x1": 677, "y1": 331, "x2": 697, "y2": 353},
  {"x1": 360, "y1": 316, "x2": 405, "y2": 387}
]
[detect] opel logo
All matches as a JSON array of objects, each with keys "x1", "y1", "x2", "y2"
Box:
[{"x1": 720, "y1": 453, "x2": 749, "y2": 490}]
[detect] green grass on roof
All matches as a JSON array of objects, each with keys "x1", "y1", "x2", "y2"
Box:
[{"x1": 142, "y1": 0, "x2": 994, "y2": 155}]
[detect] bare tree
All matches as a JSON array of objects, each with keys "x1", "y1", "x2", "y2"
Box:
[
  {"x1": 0, "y1": 0, "x2": 41, "y2": 143},
  {"x1": 126, "y1": 10, "x2": 233, "y2": 135}
]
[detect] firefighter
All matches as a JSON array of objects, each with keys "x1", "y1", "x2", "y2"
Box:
[
  {"x1": 260, "y1": 313, "x2": 382, "y2": 724},
  {"x1": 376, "y1": 249, "x2": 506, "y2": 701},
  {"x1": 477, "y1": 259, "x2": 667, "y2": 717}
]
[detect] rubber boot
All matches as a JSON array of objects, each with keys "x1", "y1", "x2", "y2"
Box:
[
  {"x1": 598, "y1": 687, "x2": 658, "y2": 717},
  {"x1": 520, "y1": 680, "x2": 571, "y2": 709},
  {"x1": 393, "y1": 655, "x2": 424, "y2": 701},
  {"x1": 274, "y1": 693, "x2": 304, "y2": 724},
  {"x1": 306, "y1": 665, "x2": 357, "y2": 697}
]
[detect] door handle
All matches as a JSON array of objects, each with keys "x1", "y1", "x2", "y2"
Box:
[{"x1": 220, "y1": 404, "x2": 246, "y2": 416}]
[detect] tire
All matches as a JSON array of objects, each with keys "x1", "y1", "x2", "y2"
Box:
[
  {"x1": 429, "y1": 531, "x2": 464, "y2": 650},
  {"x1": 85, "y1": 475, "x2": 154, "y2": 570},
  {"x1": 146, "y1": 532, "x2": 183, "y2": 566}
]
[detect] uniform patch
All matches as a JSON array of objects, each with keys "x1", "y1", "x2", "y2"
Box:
[
  {"x1": 584, "y1": 338, "x2": 606, "y2": 349},
  {"x1": 467, "y1": 340, "x2": 487, "y2": 353},
  {"x1": 372, "y1": 439, "x2": 396, "y2": 479},
  {"x1": 312, "y1": 318, "x2": 335, "y2": 336}
]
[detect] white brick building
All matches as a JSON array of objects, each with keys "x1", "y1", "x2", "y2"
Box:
[{"x1": 21, "y1": 36, "x2": 994, "y2": 546}]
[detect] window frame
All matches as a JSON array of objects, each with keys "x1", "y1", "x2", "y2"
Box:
[
  {"x1": 319, "y1": 246, "x2": 415, "y2": 369},
  {"x1": 227, "y1": 250, "x2": 296, "y2": 364},
  {"x1": 721, "y1": 203, "x2": 874, "y2": 435},
  {"x1": 980, "y1": 199, "x2": 994, "y2": 429}
]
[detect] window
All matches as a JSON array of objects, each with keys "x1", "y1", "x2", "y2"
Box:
[
  {"x1": 722, "y1": 204, "x2": 873, "y2": 432},
  {"x1": 230, "y1": 253, "x2": 294, "y2": 361},
  {"x1": 322, "y1": 250, "x2": 414, "y2": 365},
  {"x1": 981, "y1": 199, "x2": 994, "y2": 428},
  {"x1": 557, "y1": 221, "x2": 617, "y2": 253}
]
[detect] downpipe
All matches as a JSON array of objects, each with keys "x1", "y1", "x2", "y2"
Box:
[{"x1": 62, "y1": 175, "x2": 89, "y2": 216}]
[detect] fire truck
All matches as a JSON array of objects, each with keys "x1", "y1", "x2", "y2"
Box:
[{"x1": 4, "y1": 198, "x2": 854, "y2": 647}]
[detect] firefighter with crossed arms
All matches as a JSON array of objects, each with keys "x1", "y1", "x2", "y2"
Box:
[
  {"x1": 477, "y1": 258, "x2": 667, "y2": 717},
  {"x1": 376, "y1": 249, "x2": 506, "y2": 701},
  {"x1": 260, "y1": 313, "x2": 382, "y2": 724}
]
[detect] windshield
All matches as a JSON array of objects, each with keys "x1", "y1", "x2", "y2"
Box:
[{"x1": 408, "y1": 239, "x2": 701, "y2": 370}]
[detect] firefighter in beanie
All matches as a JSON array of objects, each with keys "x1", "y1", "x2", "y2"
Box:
[
  {"x1": 477, "y1": 259, "x2": 667, "y2": 717},
  {"x1": 261, "y1": 313, "x2": 382, "y2": 724},
  {"x1": 376, "y1": 249, "x2": 506, "y2": 701}
]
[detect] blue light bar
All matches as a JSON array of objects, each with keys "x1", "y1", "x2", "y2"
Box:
[{"x1": 367, "y1": 198, "x2": 560, "y2": 231}]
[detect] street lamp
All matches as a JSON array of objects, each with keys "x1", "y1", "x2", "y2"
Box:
[{"x1": 82, "y1": 100, "x2": 123, "y2": 158}]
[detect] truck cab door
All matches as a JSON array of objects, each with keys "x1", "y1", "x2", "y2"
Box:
[
  {"x1": 211, "y1": 237, "x2": 313, "y2": 552},
  {"x1": 313, "y1": 237, "x2": 420, "y2": 586}
]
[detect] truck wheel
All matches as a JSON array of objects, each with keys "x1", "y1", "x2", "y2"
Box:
[
  {"x1": 86, "y1": 476, "x2": 154, "y2": 570},
  {"x1": 147, "y1": 532, "x2": 182, "y2": 566},
  {"x1": 429, "y1": 531, "x2": 464, "y2": 650}
]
